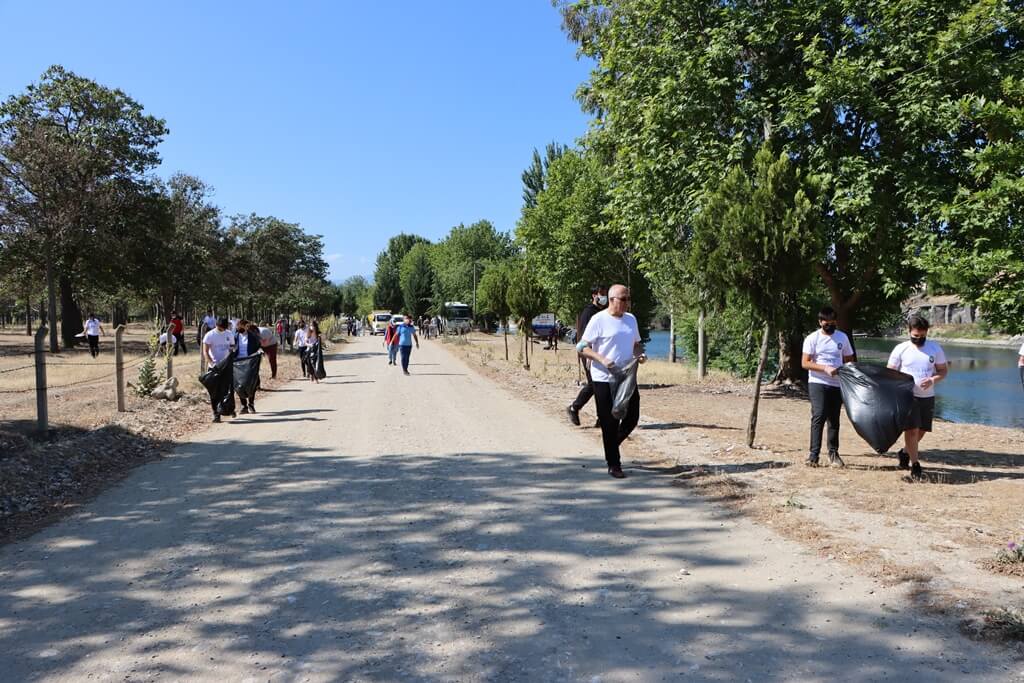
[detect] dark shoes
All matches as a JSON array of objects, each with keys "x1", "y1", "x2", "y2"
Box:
[
  {"x1": 212, "y1": 415, "x2": 221, "y2": 423},
  {"x1": 805, "y1": 455, "x2": 820, "y2": 467},
  {"x1": 566, "y1": 406, "x2": 581, "y2": 426},
  {"x1": 240, "y1": 406, "x2": 250, "y2": 415},
  {"x1": 897, "y1": 449, "x2": 910, "y2": 470},
  {"x1": 248, "y1": 403, "x2": 256, "y2": 413},
  {"x1": 608, "y1": 466, "x2": 626, "y2": 479},
  {"x1": 828, "y1": 452, "x2": 845, "y2": 468},
  {"x1": 910, "y1": 462, "x2": 924, "y2": 480}
]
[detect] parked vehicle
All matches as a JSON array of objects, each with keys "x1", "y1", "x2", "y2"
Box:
[
  {"x1": 369, "y1": 310, "x2": 392, "y2": 335},
  {"x1": 443, "y1": 301, "x2": 472, "y2": 334}
]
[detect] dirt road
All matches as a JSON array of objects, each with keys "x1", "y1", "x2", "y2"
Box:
[{"x1": 1, "y1": 336, "x2": 1018, "y2": 681}]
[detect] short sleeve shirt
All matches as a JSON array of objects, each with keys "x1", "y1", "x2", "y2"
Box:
[
  {"x1": 84, "y1": 319, "x2": 101, "y2": 336},
  {"x1": 203, "y1": 329, "x2": 234, "y2": 364},
  {"x1": 1019, "y1": 342, "x2": 1024, "y2": 357},
  {"x1": 581, "y1": 310, "x2": 642, "y2": 383},
  {"x1": 397, "y1": 323, "x2": 416, "y2": 346},
  {"x1": 294, "y1": 329, "x2": 308, "y2": 348},
  {"x1": 202, "y1": 315, "x2": 217, "y2": 330},
  {"x1": 802, "y1": 329, "x2": 853, "y2": 387},
  {"x1": 888, "y1": 340, "x2": 947, "y2": 398}
]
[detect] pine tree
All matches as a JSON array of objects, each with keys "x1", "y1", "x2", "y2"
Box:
[{"x1": 135, "y1": 334, "x2": 163, "y2": 396}]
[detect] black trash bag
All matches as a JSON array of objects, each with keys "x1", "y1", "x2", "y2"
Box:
[
  {"x1": 610, "y1": 359, "x2": 639, "y2": 420},
  {"x1": 218, "y1": 392, "x2": 236, "y2": 417},
  {"x1": 199, "y1": 354, "x2": 234, "y2": 412},
  {"x1": 836, "y1": 363, "x2": 916, "y2": 454},
  {"x1": 233, "y1": 353, "x2": 262, "y2": 400},
  {"x1": 306, "y1": 342, "x2": 327, "y2": 380}
]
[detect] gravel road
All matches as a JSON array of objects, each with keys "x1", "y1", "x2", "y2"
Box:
[{"x1": 1, "y1": 335, "x2": 1019, "y2": 682}]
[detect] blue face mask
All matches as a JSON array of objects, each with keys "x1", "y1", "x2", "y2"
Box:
[{"x1": 597, "y1": 295, "x2": 608, "y2": 306}]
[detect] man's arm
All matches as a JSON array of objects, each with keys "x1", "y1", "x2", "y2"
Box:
[
  {"x1": 633, "y1": 340, "x2": 647, "y2": 364},
  {"x1": 802, "y1": 353, "x2": 839, "y2": 376},
  {"x1": 920, "y1": 363, "x2": 948, "y2": 390}
]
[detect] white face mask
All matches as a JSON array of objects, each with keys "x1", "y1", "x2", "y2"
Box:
[{"x1": 597, "y1": 295, "x2": 608, "y2": 306}]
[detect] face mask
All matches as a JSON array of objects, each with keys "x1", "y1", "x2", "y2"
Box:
[
  {"x1": 910, "y1": 335, "x2": 926, "y2": 347},
  {"x1": 597, "y1": 295, "x2": 608, "y2": 306},
  {"x1": 822, "y1": 323, "x2": 836, "y2": 335}
]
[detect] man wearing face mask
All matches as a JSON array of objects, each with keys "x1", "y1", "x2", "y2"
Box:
[
  {"x1": 801, "y1": 306, "x2": 857, "y2": 467},
  {"x1": 566, "y1": 284, "x2": 608, "y2": 427},
  {"x1": 887, "y1": 315, "x2": 948, "y2": 479}
]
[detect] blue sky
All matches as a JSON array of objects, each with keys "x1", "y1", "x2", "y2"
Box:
[{"x1": 0, "y1": 1, "x2": 592, "y2": 281}]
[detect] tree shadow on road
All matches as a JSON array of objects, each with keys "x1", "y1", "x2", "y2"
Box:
[{"x1": 0, "y1": 443, "x2": 1006, "y2": 681}]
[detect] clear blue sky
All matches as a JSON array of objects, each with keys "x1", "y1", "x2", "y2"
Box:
[{"x1": 0, "y1": 1, "x2": 592, "y2": 281}]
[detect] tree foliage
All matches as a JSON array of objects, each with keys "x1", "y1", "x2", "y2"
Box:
[
  {"x1": 399, "y1": 242, "x2": 436, "y2": 318},
  {"x1": 373, "y1": 233, "x2": 429, "y2": 312}
]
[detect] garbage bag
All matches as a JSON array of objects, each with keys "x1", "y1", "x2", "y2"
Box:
[
  {"x1": 199, "y1": 354, "x2": 234, "y2": 409},
  {"x1": 306, "y1": 342, "x2": 327, "y2": 380},
  {"x1": 836, "y1": 363, "x2": 916, "y2": 454},
  {"x1": 233, "y1": 353, "x2": 262, "y2": 400},
  {"x1": 610, "y1": 359, "x2": 639, "y2": 420}
]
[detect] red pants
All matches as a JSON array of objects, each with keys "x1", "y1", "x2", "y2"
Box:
[{"x1": 264, "y1": 344, "x2": 278, "y2": 378}]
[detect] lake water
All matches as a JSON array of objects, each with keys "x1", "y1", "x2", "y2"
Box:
[{"x1": 644, "y1": 331, "x2": 1024, "y2": 429}]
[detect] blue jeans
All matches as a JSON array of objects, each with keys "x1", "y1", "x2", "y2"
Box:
[
  {"x1": 400, "y1": 344, "x2": 412, "y2": 371},
  {"x1": 388, "y1": 343, "x2": 399, "y2": 364}
]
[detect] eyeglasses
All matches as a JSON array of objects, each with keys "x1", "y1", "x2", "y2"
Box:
[{"x1": 611, "y1": 296, "x2": 631, "y2": 302}]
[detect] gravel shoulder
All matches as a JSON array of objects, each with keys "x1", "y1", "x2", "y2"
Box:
[{"x1": 0, "y1": 335, "x2": 1019, "y2": 681}]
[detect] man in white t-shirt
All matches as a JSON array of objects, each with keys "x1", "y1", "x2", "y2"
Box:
[
  {"x1": 83, "y1": 313, "x2": 105, "y2": 358},
  {"x1": 887, "y1": 315, "x2": 948, "y2": 479},
  {"x1": 202, "y1": 317, "x2": 237, "y2": 422},
  {"x1": 801, "y1": 306, "x2": 857, "y2": 467},
  {"x1": 293, "y1": 321, "x2": 309, "y2": 377},
  {"x1": 577, "y1": 284, "x2": 647, "y2": 479}
]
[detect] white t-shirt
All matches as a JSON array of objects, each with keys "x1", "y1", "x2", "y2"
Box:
[
  {"x1": 802, "y1": 329, "x2": 853, "y2": 387},
  {"x1": 258, "y1": 327, "x2": 276, "y2": 347},
  {"x1": 888, "y1": 340, "x2": 947, "y2": 398},
  {"x1": 158, "y1": 332, "x2": 178, "y2": 345},
  {"x1": 1019, "y1": 342, "x2": 1024, "y2": 357},
  {"x1": 202, "y1": 315, "x2": 217, "y2": 330},
  {"x1": 236, "y1": 333, "x2": 253, "y2": 358},
  {"x1": 294, "y1": 328, "x2": 308, "y2": 348},
  {"x1": 581, "y1": 310, "x2": 642, "y2": 383},
  {"x1": 228, "y1": 318, "x2": 239, "y2": 332},
  {"x1": 203, "y1": 329, "x2": 235, "y2": 364},
  {"x1": 84, "y1": 319, "x2": 101, "y2": 336}
]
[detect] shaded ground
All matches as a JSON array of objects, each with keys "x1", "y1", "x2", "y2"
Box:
[{"x1": 0, "y1": 335, "x2": 1018, "y2": 681}]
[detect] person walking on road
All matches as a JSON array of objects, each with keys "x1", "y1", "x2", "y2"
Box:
[
  {"x1": 576, "y1": 284, "x2": 646, "y2": 479},
  {"x1": 384, "y1": 318, "x2": 400, "y2": 366},
  {"x1": 887, "y1": 316, "x2": 948, "y2": 480},
  {"x1": 294, "y1": 320, "x2": 309, "y2": 378},
  {"x1": 234, "y1": 320, "x2": 263, "y2": 413},
  {"x1": 258, "y1": 322, "x2": 279, "y2": 379},
  {"x1": 567, "y1": 285, "x2": 608, "y2": 427},
  {"x1": 397, "y1": 314, "x2": 419, "y2": 375},
  {"x1": 202, "y1": 316, "x2": 236, "y2": 423},
  {"x1": 304, "y1": 321, "x2": 325, "y2": 383},
  {"x1": 83, "y1": 313, "x2": 105, "y2": 358},
  {"x1": 801, "y1": 306, "x2": 856, "y2": 468}
]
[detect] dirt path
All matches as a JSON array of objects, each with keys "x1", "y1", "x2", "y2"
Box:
[{"x1": 0, "y1": 336, "x2": 1018, "y2": 681}]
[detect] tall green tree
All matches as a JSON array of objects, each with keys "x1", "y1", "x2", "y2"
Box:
[
  {"x1": 399, "y1": 242, "x2": 436, "y2": 318},
  {"x1": 690, "y1": 146, "x2": 820, "y2": 446},
  {"x1": 0, "y1": 65, "x2": 167, "y2": 349},
  {"x1": 337, "y1": 275, "x2": 371, "y2": 318},
  {"x1": 521, "y1": 142, "x2": 568, "y2": 209},
  {"x1": 430, "y1": 220, "x2": 514, "y2": 310},
  {"x1": 477, "y1": 261, "x2": 514, "y2": 360},
  {"x1": 373, "y1": 233, "x2": 429, "y2": 311},
  {"x1": 506, "y1": 263, "x2": 548, "y2": 370}
]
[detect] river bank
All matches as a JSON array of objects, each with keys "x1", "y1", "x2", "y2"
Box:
[{"x1": 440, "y1": 332, "x2": 1024, "y2": 648}]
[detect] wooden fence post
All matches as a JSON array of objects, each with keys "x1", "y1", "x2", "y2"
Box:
[
  {"x1": 34, "y1": 325, "x2": 48, "y2": 434},
  {"x1": 115, "y1": 325, "x2": 126, "y2": 412}
]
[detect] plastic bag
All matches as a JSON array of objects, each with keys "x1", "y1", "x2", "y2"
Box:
[
  {"x1": 199, "y1": 354, "x2": 234, "y2": 407},
  {"x1": 610, "y1": 359, "x2": 639, "y2": 420},
  {"x1": 836, "y1": 363, "x2": 916, "y2": 454},
  {"x1": 233, "y1": 353, "x2": 262, "y2": 399}
]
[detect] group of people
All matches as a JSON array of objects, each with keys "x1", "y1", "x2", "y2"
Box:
[
  {"x1": 382, "y1": 315, "x2": 421, "y2": 374},
  {"x1": 200, "y1": 316, "x2": 265, "y2": 422}
]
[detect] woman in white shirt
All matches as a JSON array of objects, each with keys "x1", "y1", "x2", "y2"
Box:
[
  {"x1": 294, "y1": 321, "x2": 309, "y2": 377},
  {"x1": 887, "y1": 316, "x2": 948, "y2": 479},
  {"x1": 83, "y1": 313, "x2": 105, "y2": 358}
]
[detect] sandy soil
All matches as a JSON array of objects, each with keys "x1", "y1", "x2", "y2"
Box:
[
  {"x1": 442, "y1": 332, "x2": 1024, "y2": 644},
  {"x1": 0, "y1": 334, "x2": 1019, "y2": 681}
]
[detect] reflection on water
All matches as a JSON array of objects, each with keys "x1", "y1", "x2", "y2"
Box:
[
  {"x1": 854, "y1": 338, "x2": 1023, "y2": 429},
  {"x1": 645, "y1": 332, "x2": 1023, "y2": 429}
]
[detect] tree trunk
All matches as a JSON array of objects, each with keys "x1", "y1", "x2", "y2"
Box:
[
  {"x1": 25, "y1": 299, "x2": 32, "y2": 336},
  {"x1": 59, "y1": 273, "x2": 83, "y2": 349},
  {"x1": 773, "y1": 329, "x2": 806, "y2": 385},
  {"x1": 668, "y1": 310, "x2": 676, "y2": 363},
  {"x1": 503, "y1": 322, "x2": 509, "y2": 361},
  {"x1": 746, "y1": 321, "x2": 771, "y2": 448},
  {"x1": 697, "y1": 308, "x2": 707, "y2": 379},
  {"x1": 45, "y1": 260, "x2": 58, "y2": 352},
  {"x1": 524, "y1": 328, "x2": 530, "y2": 370}
]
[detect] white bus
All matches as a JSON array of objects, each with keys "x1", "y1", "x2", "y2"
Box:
[{"x1": 443, "y1": 301, "x2": 472, "y2": 334}]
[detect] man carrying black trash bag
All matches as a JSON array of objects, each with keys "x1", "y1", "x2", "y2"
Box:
[
  {"x1": 200, "y1": 317, "x2": 237, "y2": 423},
  {"x1": 576, "y1": 284, "x2": 646, "y2": 479},
  {"x1": 566, "y1": 284, "x2": 608, "y2": 428},
  {"x1": 801, "y1": 306, "x2": 856, "y2": 468},
  {"x1": 887, "y1": 316, "x2": 948, "y2": 480}
]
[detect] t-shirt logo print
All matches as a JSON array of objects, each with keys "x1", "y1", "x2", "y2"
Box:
[
  {"x1": 929, "y1": 355, "x2": 935, "y2": 363},
  {"x1": 838, "y1": 343, "x2": 843, "y2": 349}
]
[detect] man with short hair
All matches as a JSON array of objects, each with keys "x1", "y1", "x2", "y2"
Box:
[
  {"x1": 577, "y1": 284, "x2": 646, "y2": 479},
  {"x1": 801, "y1": 305, "x2": 856, "y2": 467},
  {"x1": 83, "y1": 313, "x2": 105, "y2": 358},
  {"x1": 887, "y1": 315, "x2": 948, "y2": 479},
  {"x1": 397, "y1": 314, "x2": 420, "y2": 375},
  {"x1": 294, "y1": 320, "x2": 309, "y2": 377},
  {"x1": 202, "y1": 317, "x2": 236, "y2": 423},
  {"x1": 169, "y1": 311, "x2": 186, "y2": 355},
  {"x1": 567, "y1": 285, "x2": 608, "y2": 427}
]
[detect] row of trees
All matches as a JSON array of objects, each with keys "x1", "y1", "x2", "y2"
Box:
[
  {"x1": 0, "y1": 66, "x2": 341, "y2": 351},
  {"x1": 550, "y1": 0, "x2": 1023, "y2": 442}
]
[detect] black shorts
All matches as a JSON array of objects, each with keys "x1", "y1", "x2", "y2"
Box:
[{"x1": 907, "y1": 396, "x2": 935, "y2": 432}]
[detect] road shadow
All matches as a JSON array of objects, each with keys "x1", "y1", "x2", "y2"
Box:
[
  {"x1": 0, "y1": 442, "x2": 999, "y2": 681},
  {"x1": 639, "y1": 421, "x2": 739, "y2": 432}
]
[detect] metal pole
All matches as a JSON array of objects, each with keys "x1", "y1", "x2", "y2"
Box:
[
  {"x1": 697, "y1": 308, "x2": 707, "y2": 380},
  {"x1": 115, "y1": 325, "x2": 126, "y2": 412},
  {"x1": 34, "y1": 325, "x2": 48, "y2": 434}
]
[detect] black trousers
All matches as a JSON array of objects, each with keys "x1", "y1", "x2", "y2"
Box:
[
  {"x1": 593, "y1": 381, "x2": 640, "y2": 469},
  {"x1": 173, "y1": 335, "x2": 187, "y2": 355},
  {"x1": 570, "y1": 360, "x2": 594, "y2": 411},
  {"x1": 87, "y1": 334, "x2": 99, "y2": 357},
  {"x1": 808, "y1": 383, "x2": 842, "y2": 458},
  {"x1": 298, "y1": 347, "x2": 308, "y2": 376}
]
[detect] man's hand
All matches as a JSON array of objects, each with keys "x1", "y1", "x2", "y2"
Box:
[
  {"x1": 825, "y1": 366, "x2": 839, "y2": 377},
  {"x1": 637, "y1": 353, "x2": 647, "y2": 365},
  {"x1": 604, "y1": 358, "x2": 618, "y2": 373},
  {"x1": 920, "y1": 376, "x2": 936, "y2": 389}
]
